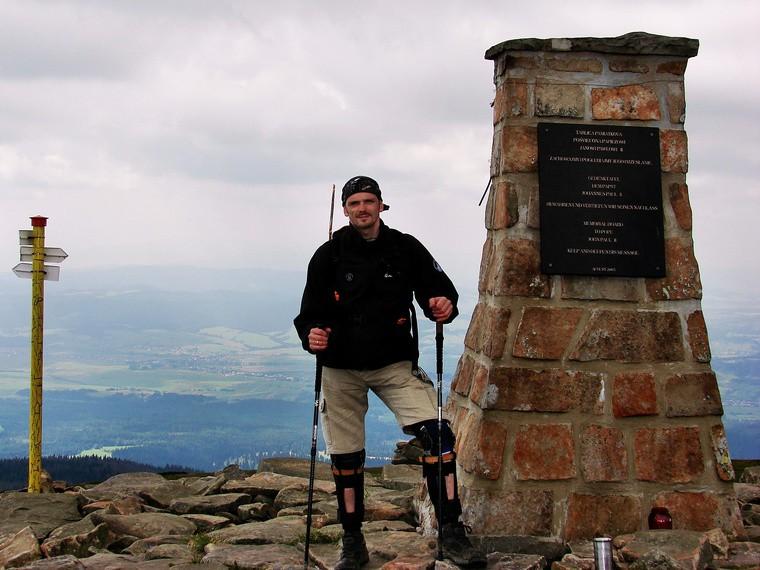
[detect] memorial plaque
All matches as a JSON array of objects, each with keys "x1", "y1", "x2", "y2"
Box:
[{"x1": 538, "y1": 122, "x2": 665, "y2": 277}]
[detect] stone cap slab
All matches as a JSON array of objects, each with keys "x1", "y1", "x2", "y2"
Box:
[{"x1": 486, "y1": 31, "x2": 699, "y2": 60}]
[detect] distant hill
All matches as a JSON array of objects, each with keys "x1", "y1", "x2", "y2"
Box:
[{"x1": 0, "y1": 455, "x2": 194, "y2": 491}]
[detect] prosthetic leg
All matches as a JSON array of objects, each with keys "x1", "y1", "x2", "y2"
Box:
[
  {"x1": 331, "y1": 450, "x2": 369, "y2": 570},
  {"x1": 411, "y1": 420, "x2": 486, "y2": 567}
]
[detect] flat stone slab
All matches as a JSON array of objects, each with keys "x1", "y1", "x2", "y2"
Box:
[
  {"x1": 15, "y1": 555, "x2": 86, "y2": 569},
  {"x1": 82, "y1": 472, "x2": 197, "y2": 508},
  {"x1": 615, "y1": 530, "x2": 713, "y2": 570},
  {"x1": 41, "y1": 522, "x2": 115, "y2": 559},
  {"x1": 309, "y1": 530, "x2": 436, "y2": 569},
  {"x1": 221, "y1": 472, "x2": 334, "y2": 497},
  {"x1": 202, "y1": 543, "x2": 304, "y2": 568},
  {"x1": 257, "y1": 457, "x2": 333, "y2": 481},
  {"x1": 486, "y1": 553, "x2": 546, "y2": 570},
  {"x1": 91, "y1": 512, "x2": 196, "y2": 540},
  {"x1": 78, "y1": 553, "x2": 188, "y2": 568},
  {"x1": 274, "y1": 484, "x2": 333, "y2": 510},
  {"x1": 719, "y1": 541, "x2": 760, "y2": 569},
  {"x1": 207, "y1": 515, "x2": 305, "y2": 545},
  {"x1": 381, "y1": 464, "x2": 423, "y2": 491},
  {"x1": 485, "y1": 31, "x2": 699, "y2": 60},
  {"x1": 179, "y1": 514, "x2": 231, "y2": 532},
  {"x1": 0, "y1": 493, "x2": 83, "y2": 542},
  {"x1": 169, "y1": 493, "x2": 251, "y2": 515}
]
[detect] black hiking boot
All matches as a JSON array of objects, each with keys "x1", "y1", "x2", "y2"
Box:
[
  {"x1": 441, "y1": 522, "x2": 486, "y2": 567},
  {"x1": 334, "y1": 529, "x2": 369, "y2": 569}
]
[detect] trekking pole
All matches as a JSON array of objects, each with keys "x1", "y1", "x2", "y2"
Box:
[
  {"x1": 435, "y1": 321, "x2": 444, "y2": 561},
  {"x1": 304, "y1": 184, "x2": 336, "y2": 569}
]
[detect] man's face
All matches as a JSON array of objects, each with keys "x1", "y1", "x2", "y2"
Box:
[{"x1": 343, "y1": 192, "x2": 383, "y2": 233}]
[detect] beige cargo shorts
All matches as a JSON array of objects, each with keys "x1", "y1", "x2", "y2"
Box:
[{"x1": 320, "y1": 360, "x2": 438, "y2": 455}]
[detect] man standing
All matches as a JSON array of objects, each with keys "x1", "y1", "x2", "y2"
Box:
[{"x1": 294, "y1": 176, "x2": 484, "y2": 568}]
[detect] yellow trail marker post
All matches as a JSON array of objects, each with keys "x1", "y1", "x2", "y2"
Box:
[
  {"x1": 29, "y1": 216, "x2": 46, "y2": 493},
  {"x1": 12, "y1": 216, "x2": 67, "y2": 493}
]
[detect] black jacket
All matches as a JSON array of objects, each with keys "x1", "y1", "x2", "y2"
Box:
[{"x1": 294, "y1": 222, "x2": 458, "y2": 370}]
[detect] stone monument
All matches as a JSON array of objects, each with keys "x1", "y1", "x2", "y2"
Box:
[{"x1": 449, "y1": 32, "x2": 742, "y2": 541}]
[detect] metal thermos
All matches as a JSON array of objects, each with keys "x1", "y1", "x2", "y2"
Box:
[{"x1": 593, "y1": 537, "x2": 613, "y2": 570}]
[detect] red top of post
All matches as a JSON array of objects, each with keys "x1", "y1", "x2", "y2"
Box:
[{"x1": 30, "y1": 216, "x2": 48, "y2": 227}]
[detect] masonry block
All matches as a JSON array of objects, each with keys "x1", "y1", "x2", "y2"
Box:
[
  {"x1": 498, "y1": 82, "x2": 529, "y2": 121},
  {"x1": 451, "y1": 354, "x2": 475, "y2": 397},
  {"x1": 609, "y1": 58, "x2": 649, "y2": 73},
  {"x1": 591, "y1": 85, "x2": 661, "y2": 120},
  {"x1": 653, "y1": 492, "x2": 734, "y2": 533},
  {"x1": 483, "y1": 367, "x2": 603, "y2": 414},
  {"x1": 668, "y1": 182, "x2": 692, "y2": 231},
  {"x1": 478, "y1": 236, "x2": 493, "y2": 294},
  {"x1": 660, "y1": 129, "x2": 689, "y2": 173},
  {"x1": 501, "y1": 126, "x2": 538, "y2": 172},
  {"x1": 667, "y1": 82, "x2": 686, "y2": 123},
  {"x1": 561, "y1": 276, "x2": 642, "y2": 302},
  {"x1": 464, "y1": 303, "x2": 484, "y2": 352},
  {"x1": 570, "y1": 310, "x2": 684, "y2": 362},
  {"x1": 512, "y1": 306, "x2": 584, "y2": 360},
  {"x1": 613, "y1": 372, "x2": 658, "y2": 417},
  {"x1": 564, "y1": 493, "x2": 642, "y2": 541},
  {"x1": 546, "y1": 57, "x2": 602, "y2": 73},
  {"x1": 686, "y1": 310, "x2": 711, "y2": 363},
  {"x1": 657, "y1": 61, "x2": 688, "y2": 75},
  {"x1": 489, "y1": 238, "x2": 551, "y2": 297},
  {"x1": 461, "y1": 488, "x2": 554, "y2": 536},
  {"x1": 580, "y1": 424, "x2": 628, "y2": 482},
  {"x1": 646, "y1": 238, "x2": 702, "y2": 300},
  {"x1": 710, "y1": 424, "x2": 735, "y2": 482},
  {"x1": 458, "y1": 414, "x2": 508, "y2": 480},
  {"x1": 526, "y1": 181, "x2": 540, "y2": 229},
  {"x1": 634, "y1": 427, "x2": 704, "y2": 483},
  {"x1": 535, "y1": 83, "x2": 584, "y2": 118},
  {"x1": 468, "y1": 363, "x2": 489, "y2": 408},
  {"x1": 504, "y1": 55, "x2": 539, "y2": 70},
  {"x1": 664, "y1": 372, "x2": 723, "y2": 417},
  {"x1": 486, "y1": 180, "x2": 519, "y2": 230},
  {"x1": 513, "y1": 423, "x2": 575, "y2": 480}
]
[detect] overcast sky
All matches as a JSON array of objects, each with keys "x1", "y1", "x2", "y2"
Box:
[{"x1": 2, "y1": 0, "x2": 758, "y2": 297}]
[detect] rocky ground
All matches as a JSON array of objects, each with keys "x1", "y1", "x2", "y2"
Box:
[{"x1": 1, "y1": 459, "x2": 759, "y2": 570}]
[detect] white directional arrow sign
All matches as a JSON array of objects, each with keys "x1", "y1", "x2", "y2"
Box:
[
  {"x1": 12, "y1": 263, "x2": 61, "y2": 282},
  {"x1": 19, "y1": 246, "x2": 68, "y2": 263},
  {"x1": 19, "y1": 230, "x2": 34, "y2": 246}
]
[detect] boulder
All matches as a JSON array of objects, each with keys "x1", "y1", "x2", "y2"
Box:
[
  {"x1": 0, "y1": 526, "x2": 41, "y2": 568},
  {"x1": 221, "y1": 471, "x2": 333, "y2": 497},
  {"x1": 742, "y1": 503, "x2": 760, "y2": 526},
  {"x1": 479, "y1": 536, "x2": 568, "y2": 562},
  {"x1": 615, "y1": 530, "x2": 713, "y2": 570},
  {"x1": 124, "y1": 534, "x2": 188, "y2": 555},
  {"x1": 0, "y1": 493, "x2": 82, "y2": 542},
  {"x1": 705, "y1": 528, "x2": 730, "y2": 559},
  {"x1": 721, "y1": 541, "x2": 760, "y2": 569},
  {"x1": 628, "y1": 550, "x2": 681, "y2": 570},
  {"x1": 81, "y1": 496, "x2": 144, "y2": 516},
  {"x1": 144, "y1": 543, "x2": 193, "y2": 561},
  {"x1": 169, "y1": 493, "x2": 251, "y2": 515},
  {"x1": 207, "y1": 515, "x2": 305, "y2": 545},
  {"x1": 257, "y1": 457, "x2": 333, "y2": 480},
  {"x1": 237, "y1": 503, "x2": 276, "y2": 522},
  {"x1": 276, "y1": 499, "x2": 338, "y2": 526},
  {"x1": 740, "y1": 466, "x2": 760, "y2": 484},
  {"x1": 40, "y1": 522, "x2": 116, "y2": 558},
  {"x1": 202, "y1": 543, "x2": 304, "y2": 568},
  {"x1": 90, "y1": 513, "x2": 196, "y2": 540},
  {"x1": 734, "y1": 484, "x2": 760, "y2": 504},
  {"x1": 82, "y1": 473, "x2": 195, "y2": 508}
]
